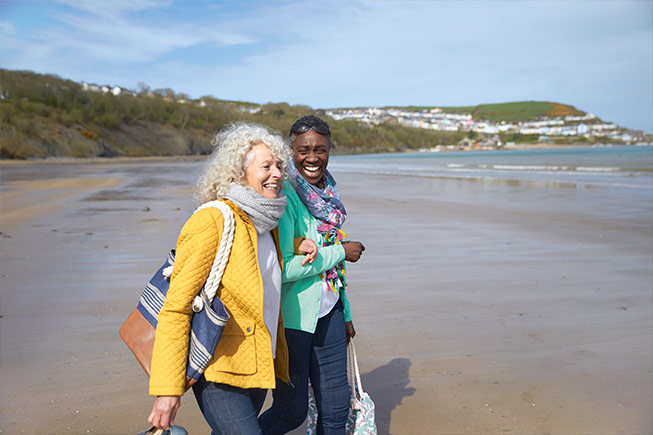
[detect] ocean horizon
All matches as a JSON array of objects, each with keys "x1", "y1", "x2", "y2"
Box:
[{"x1": 329, "y1": 145, "x2": 653, "y2": 191}]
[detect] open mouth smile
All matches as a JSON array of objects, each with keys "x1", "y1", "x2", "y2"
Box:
[
  {"x1": 303, "y1": 165, "x2": 321, "y2": 177},
  {"x1": 263, "y1": 182, "x2": 278, "y2": 192}
]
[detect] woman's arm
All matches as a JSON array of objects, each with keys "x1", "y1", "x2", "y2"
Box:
[
  {"x1": 278, "y1": 205, "x2": 345, "y2": 282},
  {"x1": 149, "y1": 208, "x2": 223, "y2": 396}
]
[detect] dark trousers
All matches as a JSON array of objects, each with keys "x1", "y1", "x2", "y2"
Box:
[{"x1": 259, "y1": 300, "x2": 350, "y2": 435}]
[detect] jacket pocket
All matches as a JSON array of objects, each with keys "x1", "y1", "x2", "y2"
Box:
[{"x1": 212, "y1": 316, "x2": 257, "y2": 375}]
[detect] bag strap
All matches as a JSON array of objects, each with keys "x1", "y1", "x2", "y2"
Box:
[
  {"x1": 190, "y1": 200, "x2": 235, "y2": 311},
  {"x1": 348, "y1": 341, "x2": 365, "y2": 400}
]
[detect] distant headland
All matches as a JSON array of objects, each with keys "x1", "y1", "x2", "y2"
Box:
[{"x1": 1, "y1": 69, "x2": 650, "y2": 159}]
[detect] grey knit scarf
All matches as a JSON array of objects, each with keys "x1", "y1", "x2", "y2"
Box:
[{"x1": 224, "y1": 183, "x2": 287, "y2": 234}]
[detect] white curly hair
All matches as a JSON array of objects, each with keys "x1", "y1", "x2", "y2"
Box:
[{"x1": 195, "y1": 122, "x2": 290, "y2": 203}]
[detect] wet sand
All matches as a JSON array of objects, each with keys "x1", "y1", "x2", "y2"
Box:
[{"x1": 1, "y1": 159, "x2": 651, "y2": 434}]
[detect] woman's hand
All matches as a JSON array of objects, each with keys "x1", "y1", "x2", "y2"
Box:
[
  {"x1": 346, "y1": 321, "x2": 356, "y2": 343},
  {"x1": 148, "y1": 395, "x2": 181, "y2": 430},
  {"x1": 296, "y1": 238, "x2": 319, "y2": 266},
  {"x1": 342, "y1": 241, "x2": 365, "y2": 262}
]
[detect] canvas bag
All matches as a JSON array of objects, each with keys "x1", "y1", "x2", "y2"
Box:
[
  {"x1": 119, "y1": 200, "x2": 235, "y2": 389},
  {"x1": 307, "y1": 341, "x2": 377, "y2": 435}
]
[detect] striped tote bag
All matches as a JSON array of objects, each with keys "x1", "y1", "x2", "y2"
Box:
[{"x1": 120, "y1": 200, "x2": 234, "y2": 389}]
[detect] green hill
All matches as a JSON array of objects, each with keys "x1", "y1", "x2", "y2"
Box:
[
  {"x1": 0, "y1": 68, "x2": 626, "y2": 159},
  {"x1": 395, "y1": 101, "x2": 586, "y2": 123},
  {"x1": 2, "y1": 69, "x2": 468, "y2": 158}
]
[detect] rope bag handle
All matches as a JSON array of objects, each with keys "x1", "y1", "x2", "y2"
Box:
[{"x1": 189, "y1": 200, "x2": 235, "y2": 312}]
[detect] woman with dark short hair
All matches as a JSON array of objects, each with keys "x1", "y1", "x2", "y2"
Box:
[{"x1": 259, "y1": 115, "x2": 366, "y2": 434}]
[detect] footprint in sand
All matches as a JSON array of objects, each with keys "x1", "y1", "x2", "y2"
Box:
[{"x1": 521, "y1": 386, "x2": 536, "y2": 405}]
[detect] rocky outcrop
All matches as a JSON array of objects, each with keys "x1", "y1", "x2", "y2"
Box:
[{"x1": 0, "y1": 120, "x2": 214, "y2": 159}]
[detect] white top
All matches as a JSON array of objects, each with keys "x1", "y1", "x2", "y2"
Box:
[
  {"x1": 258, "y1": 231, "x2": 282, "y2": 355},
  {"x1": 318, "y1": 279, "x2": 340, "y2": 318}
]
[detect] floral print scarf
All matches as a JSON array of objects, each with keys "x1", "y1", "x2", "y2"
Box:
[{"x1": 288, "y1": 161, "x2": 348, "y2": 293}]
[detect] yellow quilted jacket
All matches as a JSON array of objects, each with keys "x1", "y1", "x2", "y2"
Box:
[{"x1": 149, "y1": 200, "x2": 289, "y2": 396}]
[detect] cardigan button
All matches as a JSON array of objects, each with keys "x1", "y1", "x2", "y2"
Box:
[{"x1": 246, "y1": 327, "x2": 252, "y2": 332}]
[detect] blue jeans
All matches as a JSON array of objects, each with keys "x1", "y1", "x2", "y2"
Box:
[
  {"x1": 259, "y1": 300, "x2": 350, "y2": 435},
  {"x1": 192, "y1": 378, "x2": 267, "y2": 435}
]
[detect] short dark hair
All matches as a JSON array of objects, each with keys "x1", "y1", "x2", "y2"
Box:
[{"x1": 289, "y1": 115, "x2": 331, "y2": 147}]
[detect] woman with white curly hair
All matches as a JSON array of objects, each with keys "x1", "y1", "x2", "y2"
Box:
[{"x1": 146, "y1": 122, "x2": 318, "y2": 434}]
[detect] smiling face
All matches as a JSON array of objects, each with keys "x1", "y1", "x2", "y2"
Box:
[
  {"x1": 243, "y1": 143, "x2": 282, "y2": 199},
  {"x1": 291, "y1": 130, "x2": 330, "y2": 186}
]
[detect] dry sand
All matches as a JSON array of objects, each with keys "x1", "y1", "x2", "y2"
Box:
[{"x1": 1, "y1": 159, "x2": 651, "y2": 434}]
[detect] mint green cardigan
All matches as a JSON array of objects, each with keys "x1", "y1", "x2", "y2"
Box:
[{"x1": 278, "y1": 180, "x2": 352, "y2": 333}]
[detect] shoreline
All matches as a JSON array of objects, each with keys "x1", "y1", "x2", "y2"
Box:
[{"x1": 2, "y1": 143, "x2": 650, "y2": 165}]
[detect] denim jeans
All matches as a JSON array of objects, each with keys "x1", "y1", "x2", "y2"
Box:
[
  {"x1": 259, "y1": 300, "x2": 350, "y2": 435},
  {"x1": 192, "y1": 378, "x2": 267, "y2": 435}
]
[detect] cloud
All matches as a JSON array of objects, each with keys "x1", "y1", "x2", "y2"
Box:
[
  {"x1": 47, "y1": 13, "x2": 203, "y2": 62},
  {"x1": 0, "y1": 21, "x2": 16, "y2": 34},
  {"x1": 204, "y1": 1, "x2": 651, "y2": 112},
  {"x1": 3, "y1": 0, "x2": 258, "y2": 75},
  {"x1": 52, "y1": 0, "x2": 172, "y2": 17}
]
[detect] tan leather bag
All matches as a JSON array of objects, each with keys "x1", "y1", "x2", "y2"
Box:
[{"x1": 119, "y1": 308, "x2": 156, "y2": 377}]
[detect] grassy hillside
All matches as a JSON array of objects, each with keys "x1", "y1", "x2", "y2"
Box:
[
  {"x1": 397, "y1": 101, "x2": 586, "y2": 122},
  {"x1": 0, "y1": 69, "x2": 610, "y2": 159},
  {"x1": 0, "y1": 69, "x2": 472, "y2": 159},
  {"x1": 473, "y1": 101, "x2": 585, "y2": 122}
]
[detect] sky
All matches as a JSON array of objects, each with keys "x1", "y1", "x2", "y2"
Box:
[{"x1": 1, "y1": 0, "x2": 651, "y2": 133}]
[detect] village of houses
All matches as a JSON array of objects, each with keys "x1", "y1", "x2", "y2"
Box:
[
  {"x1": 325, "y1": 107, "x2": 646, "y2": 151},
  {"x1": 81, "y1": 82, "x2": 646, "y2": 151}
]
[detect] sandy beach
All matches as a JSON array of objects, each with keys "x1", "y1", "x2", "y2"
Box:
[{"x1": 1, "y1": 158, "x2": 651, "y2": 434}]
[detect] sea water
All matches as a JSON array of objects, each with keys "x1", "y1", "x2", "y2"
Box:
[
  {"x1": 329, "y1": 145, "x2": 653, "y2": 190},
  {"x1": 329, "y1": 145, "x2": 653, "y2": 235}
]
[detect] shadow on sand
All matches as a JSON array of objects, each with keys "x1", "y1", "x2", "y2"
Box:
[{"x1": 360, "y1": 357, "x2": 416, "y2": 434}]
